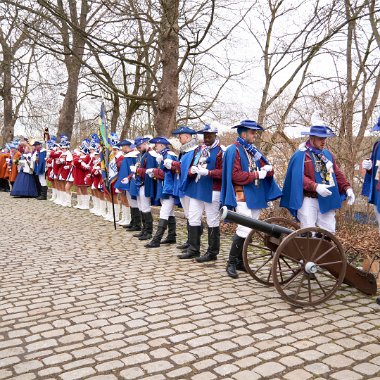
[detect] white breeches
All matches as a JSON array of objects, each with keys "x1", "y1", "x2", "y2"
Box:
[
  {"x1": 235, "y1": 202, "x2": 261, "y2": 238},
  {"x1": 297, "y1": 197, "x2": 336, "y2": 233},
  {"x1": 375, "y1": 206, "x2": 380, "y2": 234},
  {"x1": 136, "y1": 186, "x2": 151, "y2": 213},
  {"x1": 160, "y1": 197, "x2": 175, "y2": 220},
  {"x1": 180, "y1": 195, "x2": 191, "y2": 219},
  {"x1": 38, "y1": 174, "x2": 47, "y2": 186},
  {"x1": 126, "y1": 190, "x2": 138, "y2": 208},
  {"x1": 188, "y1": 191, "x2": 220, "y2": 228}
]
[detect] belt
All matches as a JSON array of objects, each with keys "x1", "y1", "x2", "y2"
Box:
[{"x1": 304, "y1": 191, "x2": 318, "y2": 199}]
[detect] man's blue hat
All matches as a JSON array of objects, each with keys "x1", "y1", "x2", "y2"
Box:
[
  {"x1": 172, "y1": 126, "x2": 197, "y2": 135},
  {"x1": 197, "y1": 124, "x2": 218, "y2": 134},
  {"x1": 232, "y1": 120, "x2": 264, "y2": 131},
  {"x1": 32, "y1": 141, "x2": 42, "y2": 146},
  {"x1": 371, "y1": 117, "x2": 380, "y2": 132},
  {"x1": 134, "y1": 136, "x2": 150, "y2": 147},
  {"x1": 117, "y1": 139, "x2": 133, "y2": 147},
  {"x1": 149, "y1": 136, "x2": 171, "y2": 145},
  {"x1": 301, "y1": 125, "x2": 335, "y2": 138}
]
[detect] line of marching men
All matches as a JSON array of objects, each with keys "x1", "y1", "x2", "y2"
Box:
[{"x1": 2, "y1": 118, "x2": 380, "y2": 279}]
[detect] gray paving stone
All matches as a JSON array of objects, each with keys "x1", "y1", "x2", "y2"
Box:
[{"x1": 0, "y1": 193, "x2": 379, "y2": 380}]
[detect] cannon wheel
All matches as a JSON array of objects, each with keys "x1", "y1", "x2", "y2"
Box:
[
  {"x1": 242, "y1": 217, "x2": 299, "y2": 286},
  {"x1": 272, "y1": 227, "x2": 347, "y2": 307}
]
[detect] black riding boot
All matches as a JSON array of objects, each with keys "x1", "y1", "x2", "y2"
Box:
[
  {"x1": 160, "y1": 216, "x2": 176, "y2": 244},
  {"x1": 36, "y1": 186, "x2": 48, "y2": 200},
  {"x1": 139, "y1": 212, "x2": 153, "y2": 240},
  {"x1": 126, "y1": 208, "x2": 142, "y2": 231},
  {"x1": 133, "y1": 212, "x2": 145, "y2": 237},
  {"x1": 145, "y1": 219, "x2": 168, "y2": 248},
  {"x1": 196, "y1": 227, "x2": 220, "y2": 263},
  {"x1": 226, "y1": 234, "x2": 246, "y2": 279},
  {"x1": 178, "y1": 225, "x2": 201, "y2": 259},
  {"x1": 177, "y1": 220, "x2": 190, "y2": 250}
]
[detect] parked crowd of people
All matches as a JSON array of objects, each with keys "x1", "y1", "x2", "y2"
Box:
[{"x1": 1, "y1": 117, "x2": 379, "y2": 278}]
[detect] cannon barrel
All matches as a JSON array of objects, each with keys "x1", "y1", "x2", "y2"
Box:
[{"x1": 220, "y1": 206, "x2": 293, "y2": 238}]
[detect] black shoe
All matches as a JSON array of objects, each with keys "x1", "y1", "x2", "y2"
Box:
[
  {"x1": 178, "y1": 251, "x2": 200, "y2": 259},
  {"x1": 133, "y1": 212, "x2": 145, "y2": 237},
  {"x1": 177, "y1": 220, "x2": 190, "y2": 249},
  {"x1": 196, "y1": 252, "x2": 217, "y2": 263},
  {"x1": 139, "y1": 233, "x2": 152, "y2": 241},
  {"x1": 178, "y1": 225, "x2": 201, "y2": 259},
  {"x1": 125, "y1": 208, "x2": 141, "y2": 230},
  {"x1": 160, "y1": 216, "x2": 176, "y2": 244},
  {"x1": 226, "y1": 263, "x2": 238, "y2": 278},
  {"x1": 236, "y1": 262, "x2": 248, "y2": 272},
  {"x1": 226, "y1": 234, "x2": 246, "y2": 278},
  {"x1": 36, "y1": 186, "x2": 48, "y2": 200},
  {"x1": 177, "y1": 242, "x2": 189, "y2": 250},
  {"x1": 145, "y1": 219, "x2": 168, "y2": 248}
]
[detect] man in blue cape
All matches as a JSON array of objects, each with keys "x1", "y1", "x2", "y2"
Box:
[
  {"x1": 179, "y1": 124, "x2": 223, "y2": 261},
  {"x1": 361, "y1": 117, "x2": 380, "y2": 234},
  {"x1": 32, "y1": 141, "x2": 47, "y2": 200},
  {"x1": 145, "y1": 136, "x2": 179, "y2": 248},
  {"x1": 280, "y1": 124, "x2": 355, "y2": 233},
  {"x1": 163, "y1": 126, "x2": 198, "y2": 252},
  {"x1": 221, "y1": 120, "x2": 282, "y2": 279},
  {"x1": 130, "y1": 137, "x2": 158, "y2": 241}
]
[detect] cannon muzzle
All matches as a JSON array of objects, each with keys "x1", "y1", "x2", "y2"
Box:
[{"x1": 220, "y1": 206, "x2": 293, "y2": 238}]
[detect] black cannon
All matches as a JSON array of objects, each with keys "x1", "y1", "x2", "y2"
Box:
[{"x1": 220, "y1": 207, "x2": 377, "y2": 307}]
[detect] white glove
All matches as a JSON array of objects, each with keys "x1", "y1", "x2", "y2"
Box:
[
  {"x1": 198, "y1": 167, "x2": 209, "y2": 176},
  {"x1": 80, "y1": 161, "x2": 87, "y2": 168},
  {"x1": 5, "y1": 158, "x2": 10, "y2": 163},
  {"x1": 115, "y1": 188, "x2": 121, "y2": 194},
  {"x1": 258, "y1": 170, "x2": 267, "y2": 180},
  {"x1": 121, "y1": 177, "x2": 129, "y2": 184},
  {"x1": 146, "y1": 168, "x2": 154, "y2": 178},
  {"x1": 64, "y1": 165, "x2": 70, "y2": 170},
  {"x1": 59, "y1": 157, "x2": 65, "y2": 163},
  {"x1": 346, "y1": 188, "x2": 355, "y2": 205},
  {"x1": 190, "y1": 166, "x2": 199, "y2": 174},
  {"x1": 261, "y1": 165, "x2": 273, "y2": 172},
  {"x1": 156, "y1": 154, "x2": 163, "y2": 165},
  {"x1": 316, "y1": 184, "x2": 333, "y2": 197},
  {"x1": 130, "y1": 165, "x2": 136, "y2": 173},
  {"x1": 362, "y1": 159, "x2": 372, "y2": 171},
  {"x1": 164, "y1": 158, "x2": 173, "y2": 169}
]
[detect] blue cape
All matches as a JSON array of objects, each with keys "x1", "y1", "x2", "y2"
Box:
[
  {"x1": 280, "y1": 148, "x2": 343, "y2": 216},
  {"x1": 34, "y1": 149, "x2": 47, "y2": 175},
  {"x1": 220, "y1": 143, "x2": 282, "y2": 210},
  {"x1": 183, "y1": 146, "x2": 222, "y2": 203},
  {"x1": 155, "y1": 152, "x2": 179, "y2": 201},
  {"x1": 176, "y1": 149, "x2": 197, "y2": 198},
  {"x1": 361, "y1": 140, "x2": 380, "y2": 212},
  {"x1": 114, "y1": 155, "x2": 137, "y2": 192}
]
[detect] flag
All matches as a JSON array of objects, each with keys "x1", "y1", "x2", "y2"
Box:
[{"x1": 98, "y1": 102, "x2": 111, "y2": 189}]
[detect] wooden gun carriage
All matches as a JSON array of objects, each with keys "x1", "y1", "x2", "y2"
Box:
[{"x1": 220, "y1": 207, "x2": 377, "y2": 307}]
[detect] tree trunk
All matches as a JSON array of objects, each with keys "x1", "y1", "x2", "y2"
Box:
[
  {"x1": 155, "y1": 0, "x2": 179, "y2": 136},
  {"x1": 1, "y1": 46, "x2": 15, "y2": 143},
  {"x1": 57, "y1": 66, "x2": 81, "y2": 140}
]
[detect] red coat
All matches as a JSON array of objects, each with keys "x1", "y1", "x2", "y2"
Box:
[
  {"x1": 91, "y1": 158, "x2": 102, "y2": 189},
  {"x1": 58, "y1": 151, "x2": 73, "y2": 181},
  {"x1": 73, "y1": 154, "x2": 91, "y2": 186},
  {"x1": 51, "y1": 150, "x2": 62, "y2": 178}
]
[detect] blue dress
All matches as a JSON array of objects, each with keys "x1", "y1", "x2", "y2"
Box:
[
  {"x1": 11, "y1": 155, "x2": 38, "y2": 197},
  {"x1": 11, "y1": 170, "x2": 38, "y2": 197}
]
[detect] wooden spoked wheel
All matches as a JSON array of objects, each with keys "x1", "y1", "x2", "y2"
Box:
[
  {"x1": 242, "y1": 217, "x2": 299, "y2": 286},
  {"x1": 272, "y1": 227, "x2": 347, "y2": 307}
]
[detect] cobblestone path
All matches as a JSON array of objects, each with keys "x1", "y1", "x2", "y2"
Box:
[{"x1": 0, "y1": 193, "x2": 379, "y2": 379}]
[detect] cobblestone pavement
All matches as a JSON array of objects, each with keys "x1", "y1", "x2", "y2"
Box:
[{"x1": 1, "y1": 192, "x2": 380, "y2": 380}]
